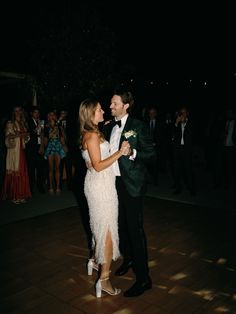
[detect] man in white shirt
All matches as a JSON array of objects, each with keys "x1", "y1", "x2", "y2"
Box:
[
  {"x1": 220, "y1": 109, "x2": 236, "y2": 189},
  {"x1": 172, "y1": 106, "x2": 195, "y2": 195}
]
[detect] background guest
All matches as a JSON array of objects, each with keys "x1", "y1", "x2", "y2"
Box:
[
  {"x1": 1, "y1": 106, "x2": 31, "y2": 204},
  {"x1": 26, "y1": 106, "x2": 46, "y2": 194},
  {"x1": 171, "y1": 106, "x2": 196, "y2": 195},
  {"x1": 43, "y1": 110, "x2": 66, "y2": 194},
  {"x1": 145, "y1": 106, "x2": 162, "y2": 185},
  {"x1": 214, "y1": 108, "x2": 236, "y2": 189},
  {"x1": 57, "y1": 109, "x2": 73, "y2": 189}
]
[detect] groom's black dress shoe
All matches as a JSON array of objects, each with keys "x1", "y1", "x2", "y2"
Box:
[
  {"x1": 115, "y1": 261, "x2": 133, "y2": 276},
  {"x1": 124, "y1": 277, "x2": 152, "y2": 297}
]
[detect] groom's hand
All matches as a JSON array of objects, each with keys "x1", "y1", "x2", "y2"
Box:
[
  {"x1": 128, "y1": 146, "x2": 137, "y2": 161},
  {"x1": 86, "y1": 161, "x2": 92, "y2": 170},
  {"x1": 128, "y1": 147, "x2": 133, "y2": 156}
]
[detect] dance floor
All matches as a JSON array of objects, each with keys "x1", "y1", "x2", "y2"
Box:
[{"x1": 1, "y1": 196, "x2": 236, "y2": 313}]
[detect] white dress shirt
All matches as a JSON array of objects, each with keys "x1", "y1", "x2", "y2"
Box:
[
  {"x1": 109, "y1": 114, "x2": 129, "y2": 176},
  {"x1": 181, "y1": 120, "x2": 187, "y2": 145},
  {"x1": 33, "y1": 118, "x2": 41, "y2": 144},
  {"x1": 225, "y1": 120, "x2": 235, "y2": 147}
]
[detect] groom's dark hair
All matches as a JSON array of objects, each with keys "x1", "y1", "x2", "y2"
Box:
[{"x1": 113, "y1": 86, "x2": 135, "y2": 113}]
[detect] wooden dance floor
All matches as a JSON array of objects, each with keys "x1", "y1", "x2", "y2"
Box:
[{"x1": 1, "y1": 197, "x2": 236, "y2": 313}]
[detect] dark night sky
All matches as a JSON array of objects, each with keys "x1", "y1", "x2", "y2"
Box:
[
  {"x1": 104, "y1": 2, "x2": 235, "y2": 79},
  {"x1": 1, "y1": 1, "x2": 236, "y2": 110},
  {"x1": 1, "y1": 2, "x2": 235, "y2": 76}
]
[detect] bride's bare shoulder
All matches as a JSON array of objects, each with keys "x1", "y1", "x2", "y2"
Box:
[
  {"x1": 83, "y1": 131, "x2": 99, "y2": 140},
  {"x1": 82, "y1": 131, "x2": 100, "y2": 147}
]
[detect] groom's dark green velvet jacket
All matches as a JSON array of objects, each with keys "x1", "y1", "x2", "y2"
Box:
[{"x1": 103, "y1": 115, "x2": 156, "y2": 197}]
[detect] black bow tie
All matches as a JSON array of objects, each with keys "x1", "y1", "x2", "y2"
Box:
[{"x1": 113, "y1": 120, "x2": 122, "y2": 128}]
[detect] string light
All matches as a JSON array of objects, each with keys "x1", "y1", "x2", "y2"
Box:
[{"x1": 123, "y1": 76, "x2": 236, "y2": 88}]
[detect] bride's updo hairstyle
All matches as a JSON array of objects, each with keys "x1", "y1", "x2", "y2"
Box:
[{"x1": 79, "y1": 98, "x2": 105, "y2": 142}]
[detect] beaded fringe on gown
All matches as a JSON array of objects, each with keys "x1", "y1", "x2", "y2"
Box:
[{"x1": 81, "y1": 141, "x2": 120, "y2": 264}]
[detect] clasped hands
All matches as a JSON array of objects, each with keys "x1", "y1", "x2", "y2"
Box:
[
  {"x1": 120, "y1": 140, "x2": 132, "y2": 156},
  {"x1": 86, "y1": 140, "x2": 132, "y2": 170}
]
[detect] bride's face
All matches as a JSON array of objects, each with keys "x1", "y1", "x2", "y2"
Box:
[{"x1": 92, "y1": 103, "x2": 104, "y2": 125}]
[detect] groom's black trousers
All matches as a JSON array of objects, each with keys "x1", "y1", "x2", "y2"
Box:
[{"x1": 115, "y1": 176, "x2": 149, "y2": 282}]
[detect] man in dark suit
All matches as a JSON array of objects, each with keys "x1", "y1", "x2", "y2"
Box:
[
  {"x1": 26, "y1": 107, "x2": 46, "y2": 193},
  {"x1": 146, "y1": 106, "x2": 161, "y2": 185},
  {"x1": 103, "y1": 88, "x2": 156, "y2": 297},
  {"x1": 172, "y1": 106, "x2": 195, "y2": 195},
  {"x1": 215, "y1": 108, "x2": 236, "y2": 189}
]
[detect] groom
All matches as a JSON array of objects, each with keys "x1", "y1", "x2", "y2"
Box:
[{"x1": 103, "y1": 87, "x2": 156, "y2": 297}]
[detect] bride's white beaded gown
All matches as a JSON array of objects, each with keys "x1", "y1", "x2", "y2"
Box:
[{"x1": 81, "y1": 141, "x2": 120, "y2": 264}]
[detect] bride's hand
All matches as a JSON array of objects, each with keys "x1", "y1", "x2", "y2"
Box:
[
  {"x1": 104, "y1": 120, "x2": 112, "y2": 125},
  {"x1": 120, "y1": 141, "x2": 130, "y2": 156}
]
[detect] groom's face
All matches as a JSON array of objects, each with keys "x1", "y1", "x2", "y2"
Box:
[{"x1": 110, "y1": 95, "x2": 129, "y2": 119}]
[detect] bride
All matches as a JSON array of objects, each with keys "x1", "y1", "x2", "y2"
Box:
[{"x1": 79, "y1": 98, "x2": 130, "y2": 298}]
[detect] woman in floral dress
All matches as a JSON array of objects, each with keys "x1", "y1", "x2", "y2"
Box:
[{"x1": 44, "y1": 111, "x2": 66, "y2": 194}]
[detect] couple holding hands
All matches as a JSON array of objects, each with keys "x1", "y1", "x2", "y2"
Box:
[{"x1": 79, "y1": 87, "x2": 156, "y2": 298}]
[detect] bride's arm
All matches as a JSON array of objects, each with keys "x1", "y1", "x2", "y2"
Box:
[{"x1": 85, "y1": 132, "x2": 128, "y2": 172}]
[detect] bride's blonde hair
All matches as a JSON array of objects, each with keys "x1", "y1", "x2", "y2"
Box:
[{"x1": 79, "y1": 98, "x2": 105, "y2": 144}]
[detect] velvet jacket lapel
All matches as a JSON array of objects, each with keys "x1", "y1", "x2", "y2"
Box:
[{"x1": 118, "y1": 115, "x2": 132, "y2": 147}]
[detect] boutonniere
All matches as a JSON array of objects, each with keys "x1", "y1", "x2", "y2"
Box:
[{"x1": 123, "y1": 130, "x2": 137, "y2": 139}]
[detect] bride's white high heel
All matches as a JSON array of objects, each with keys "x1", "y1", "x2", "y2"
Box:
[
  {"x1": 95, "y1": 277, "x2": 121, "y2": 298},
  {"x1": 87, "y1": 259, "x2": 99, "y2": 275}
]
